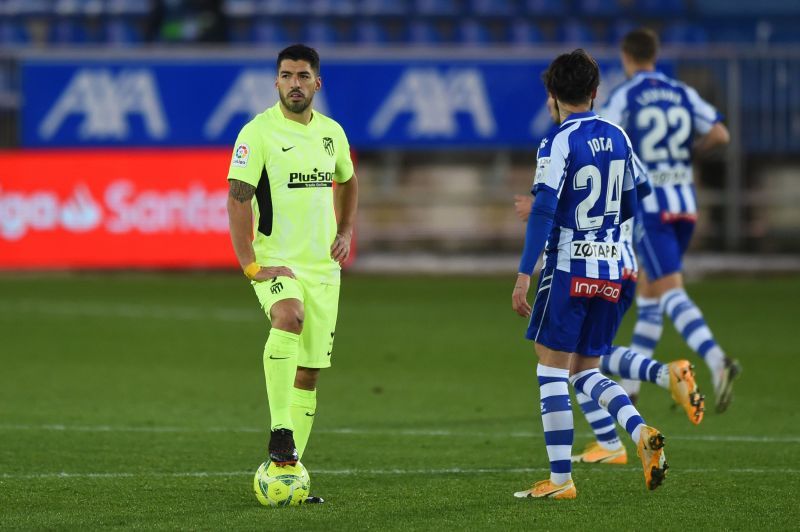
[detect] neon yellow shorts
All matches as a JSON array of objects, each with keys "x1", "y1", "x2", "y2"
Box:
[{"x1": 253, "y1": 276, "x2": 340, "y2": 369}]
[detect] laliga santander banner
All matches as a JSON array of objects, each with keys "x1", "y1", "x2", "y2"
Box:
[
  {"x1": 0, "y1": 149, "x2": 237, "y2": 269},
  {"x1": 0, "y1": 149, "x2": 358, "y2": 270}
]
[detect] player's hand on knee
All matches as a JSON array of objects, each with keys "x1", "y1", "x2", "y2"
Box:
[
  {"x1": 512, "y1": 274, "x2": 532, "y2": 317},
  {"x1": 254, "y1": 266, "x2": 296, "y2": 281}
]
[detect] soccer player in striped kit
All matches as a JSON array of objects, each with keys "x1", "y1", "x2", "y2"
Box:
[
  {"x1": 601, "y1": 28, "x2": 740, "y2": 412},
  {"x1": 515, "y1": 99, "x2": 704, "y2": 467},
  {"x1": 512, "y1": 50, "x2": 668, "y2": 499}
]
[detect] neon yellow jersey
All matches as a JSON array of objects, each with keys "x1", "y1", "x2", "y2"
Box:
[{"x1": 227, "y1": 103, "x2": 354, "y2": 284}]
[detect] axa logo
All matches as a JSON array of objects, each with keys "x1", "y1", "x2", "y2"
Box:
[
  {"x1": 368, "y1": 68, "x2": 496, "y2": 139},
  {"x1": 39, "y1": 69, "x2": 168, "y2": 140},
  {"x1": 570, "y1": 277, "x2": 622, "y2": 303}
]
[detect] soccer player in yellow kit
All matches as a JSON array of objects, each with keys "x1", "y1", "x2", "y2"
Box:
[{"x1": 226, "y1": 44, "x2": 358, "y2": 504}]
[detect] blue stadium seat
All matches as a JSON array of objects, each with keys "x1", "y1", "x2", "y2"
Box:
[
  {"x1": 5, "y1": 0, "x2": 53, "y2": 15},
  {"x1": 415, "y1": 0, "x2": 459, "y2": 16},
  {"x1": 524, "y1": 0, "x2": 566, "y2": 16},
  {"x1": 104, "y1": 16, "x2": 145, "y2": 45},
  {"x1": 709, "y1": 22, "x2": 755, "y2": 44},
  {"x1": 557, "y1": 19, "x2": 594, "y2": 44},
  {"x1": 0, "y1": 17, "x2": 30, "y2": 45},
  {"x1": 636, "y1": 0, "x2": 685, "y2": 15},
  {"x1": 577, "y1": 0, "x2": 620, "y2": 17},
  {"x1": 49, "y1": 16, "x2": 93, "y2": 44},
  {"x1": 695, "y1": 0, "x2": 800, "y2": 16},
  {"x1": 406, "y1": 19, "x2": 444, "y2": 43},
  {"x1": 662, "y1": 21, "x2": 709, "y2": 45},
  {"x1": 470, "y1": 0, "x2": 517, "y2": 17},
  {"x1": 304, "y1": 19, "x2": 341, "y2": 44},
  {"x1": 106, "y1": 0, "x2": 150, "y2": 15},
  {"x1": 359, "y1": 0, "x2": 409, "y2": 16},
  {"x1": 223, "y1": 0, "x2": 257, "y2": 17},
  {"x1": 261, "y1": 0, "x2": 308, "y2": 15},
  {"x1": 508, "y1": 19, "x2": 543, "y2": 46},
  {"x1": 253, "y1": 17, "x2": 289, "y2": 43},
  {"x1": 458, "y1": 18, "x2": 490, "y2": 45},
  {"x1": 309, "y1": 0, "x2": 357, "y2": 16},
  {"x1": 354, "y1": 19, "x2": 390, "y2": 45},
  {"x1": 609, "y1": 19, "x2": 636, "y2": 44},
  {"x1": 771, "y1": 21, "x2": 800, "y2": 43}
]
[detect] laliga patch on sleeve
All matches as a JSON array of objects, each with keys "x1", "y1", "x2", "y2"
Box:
[
  {"x1": 534, "y1": 157, "x2": 551, "y2": 185},
  {"x1": 231, "y1": 143, "x2": 250, "y2": 168}
]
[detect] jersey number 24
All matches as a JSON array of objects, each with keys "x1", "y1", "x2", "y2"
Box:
[{"x1": 573, "y1": 159, "x2": 624, "y2": 231}]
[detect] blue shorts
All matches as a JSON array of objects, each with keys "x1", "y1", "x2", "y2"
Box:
[
  {"x1": 617, "y1": 274, "x2": 637, "y2": 324},
  {"x1": 635, "y1": 212, "x2": 695, "y2": 280},
  {"x1": 526, "y1": 267, "x2": 625, "y2": 357}
]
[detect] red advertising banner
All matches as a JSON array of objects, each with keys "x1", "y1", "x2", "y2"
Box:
[{"x1": 0, "y1": 149, "x2": 237, "y2": 269}]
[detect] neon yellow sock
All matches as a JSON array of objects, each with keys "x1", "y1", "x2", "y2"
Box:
[
  {"x1": 290, "y1": 387, "x2": 317, "y2": 459},
  {"x1": 263, "y1": 328, "x2": 299, "y2": 431}
]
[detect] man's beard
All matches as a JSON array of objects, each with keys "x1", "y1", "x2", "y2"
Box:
[{"x1": 280, "y1": 91, "x2": 313, "y2": 114}]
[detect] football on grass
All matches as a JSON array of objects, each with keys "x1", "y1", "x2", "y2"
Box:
[{"x1": 253, "y1": 461, "x2": 310, "y2": 507}]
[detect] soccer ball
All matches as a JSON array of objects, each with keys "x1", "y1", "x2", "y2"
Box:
[{"x1": 253, "y1": 461, "x2": 310, "y2": 507}]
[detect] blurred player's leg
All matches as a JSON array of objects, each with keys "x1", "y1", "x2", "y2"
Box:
[
  {"x1": 570, "y1": 368, "x2": 668, "y2": 490},
  {"x1": 572, "y1": 392, "x2": 627, "y2": 464},
  {"x1": 661, "y1": 287, "x2": 740, "y2": 412},
  {"x1": 630, "y1": 296, "x2": 663, "y2": 358},
  {"x1": 623, "y1": 296, "x2": 664, "y2": 401},
  {"x1": 603, "y1": 346, "x2": 704, "y2": 424},
  {"x1": 603, "y1": 345, "x2": 668, "y2": 387}
]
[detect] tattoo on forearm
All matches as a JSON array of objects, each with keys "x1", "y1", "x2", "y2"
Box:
[{"x1": 229, "y1": 180, "x2": 256, "y2": 203}]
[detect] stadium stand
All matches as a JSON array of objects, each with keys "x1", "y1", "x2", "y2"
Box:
[{"x1": 0, "y1": 0, "x2": 798, "y2": 47}]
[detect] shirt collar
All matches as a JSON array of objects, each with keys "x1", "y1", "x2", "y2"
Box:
[{"x1": 561, "y1": 110, "x2": 597, "y2": 126}]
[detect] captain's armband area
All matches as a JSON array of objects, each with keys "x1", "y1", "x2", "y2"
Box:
[{"x1": 228, "y1": 180, "x2": 256, "y2": 203}]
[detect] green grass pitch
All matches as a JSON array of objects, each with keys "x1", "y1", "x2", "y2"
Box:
[{"x1": 1, "y1": 273, "x2": 798, "y2": 530}]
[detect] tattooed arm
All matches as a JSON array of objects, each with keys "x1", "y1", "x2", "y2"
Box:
[
  {"x1": 227, "y1": 179, "x2": 295, "y2": 281},
  {"x1": 227, "y1": 179, "x2": 257, "y2": 269}
]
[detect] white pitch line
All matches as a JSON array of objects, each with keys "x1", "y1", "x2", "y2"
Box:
[
  {"x1": 1, "y1": 466, "x2": 799, "y2": 481},
  {"x1": 0, "y1": 300, "x2": 259, "y2": 323},
  {"x1": 1, "y1": 424, "x2": 798, "y2": 444}
]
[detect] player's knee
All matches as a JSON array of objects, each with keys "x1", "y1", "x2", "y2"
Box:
[
  {"x1": 271, "y1": 307, "x2": 304, "y2": 334},
  {"x1": 295, "y1": 367, "x2": 319, "y2": 390}
]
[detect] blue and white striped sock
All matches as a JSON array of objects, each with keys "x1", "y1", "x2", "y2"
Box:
[
  {"x1": 631, "y1": 296, "x2": 663, "y2": 357},
  {"x1": 622, "y1": 297, "x2": 663, "y2": 397},
  {"x1": 602, "y1": 346, "x2": 670, "y2": 389},
  {"x1": 537, "y1": 364, "x2": 573, "y2": 485},
  {"x1": 570, "y1": 369, "x2": 646, "y2": 444},
  {"x1": 575, "y1": 391, "x2": 622, "y2": 451},
  {"x1": 661, "y1": 288, "x2": 726, "y2": 384}
]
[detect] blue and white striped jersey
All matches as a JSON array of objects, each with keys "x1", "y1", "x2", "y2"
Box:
[
  {"x1": 533, "y1": 111, "x2": 636, "y2": 281},
  {"x1": 601, "y1": 71, "x2": 721, "y2": 217},
  {"x1": 619, "y1": 153, "x2": 651, "y2": 278}
]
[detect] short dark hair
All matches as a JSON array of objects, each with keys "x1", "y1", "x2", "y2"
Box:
[
  {"x1": 542, "y1": 49, "x2": 600, "y2": 106},
  {"x1": 621, "y1": 28, "x2": 659, "y2": 63},
  {"x1": 277, "y1": 44, "x2": 320, "y2": 75}
]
